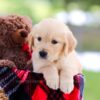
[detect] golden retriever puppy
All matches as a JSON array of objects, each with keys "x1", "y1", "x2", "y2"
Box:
[{"x1": 29, "y1": 18, "x2": 82, "y2": 93}]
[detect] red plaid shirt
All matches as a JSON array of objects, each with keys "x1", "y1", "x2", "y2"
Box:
[{"x1": 0, "y1": 67, "x2": 84, "y2": 100}]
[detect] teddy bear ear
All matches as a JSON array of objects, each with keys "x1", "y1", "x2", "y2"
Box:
[{"x1": 21, "y1": 16, "x2": 33, "y2": 31}]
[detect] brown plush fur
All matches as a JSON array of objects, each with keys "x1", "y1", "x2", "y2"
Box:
[
  {"x1": 0, "y1": 15, "x2": 33, "y2": 100},
  {"x1": 0, "y1": 15, "x2": 33, "y2": 70}
]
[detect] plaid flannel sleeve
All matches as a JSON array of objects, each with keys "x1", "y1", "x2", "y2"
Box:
[{"x1": 0, "y1": 67, "x2": 84, "y2": 100}]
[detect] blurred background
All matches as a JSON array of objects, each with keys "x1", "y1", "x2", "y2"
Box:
[{"x1": 0, "y1": 0, "x2": 100, "y2": 99}]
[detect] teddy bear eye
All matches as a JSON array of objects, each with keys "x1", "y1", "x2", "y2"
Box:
[
  {"x1": 37, "y1": 37, "x2": 42, "y2": 41},
  {"x1": 52, "y1": 40, "x2": 58, "y2": 44}
]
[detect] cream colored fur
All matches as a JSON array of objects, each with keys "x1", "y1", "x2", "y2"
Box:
[{"x1": 29, "y1": 18, "x2": 82, "y2": 93}]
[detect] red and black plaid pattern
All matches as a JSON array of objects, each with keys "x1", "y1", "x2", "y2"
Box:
[{"x1": 0, "y1": 66, "x2": 84, "y2": 100}]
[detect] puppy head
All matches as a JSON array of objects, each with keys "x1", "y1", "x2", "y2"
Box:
[{"x1": 31, "y1": 18, "x2": 77, "y2": 63}]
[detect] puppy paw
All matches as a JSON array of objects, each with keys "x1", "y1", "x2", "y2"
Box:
[
  {"x1": 60, "y1": 81, "x2": 74, "y2": 93},
  {"x1": 38, "y1": 66, "x2": 59, "y2": 90},
  {"x1": 46, "y1": 78, "x2": 59, "y2": 90}
]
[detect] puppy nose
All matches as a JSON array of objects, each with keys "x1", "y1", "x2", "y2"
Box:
[
  {"x1": 39, "y1": 50, "x2": 47, "y2": 58},
  {"x1": 20, "y1": 30, "x2": 28, "y2": 38}
]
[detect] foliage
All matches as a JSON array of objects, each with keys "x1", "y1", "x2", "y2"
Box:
[
  {"x1": 0, "y1": 0, "x2": 100, "y2": 22},
  {"x1": 49, "y1": 0, "x2": 100, "y2": 10},
  {"x1": 0, "y1": 0, "x2": 100, "y2": 51}
]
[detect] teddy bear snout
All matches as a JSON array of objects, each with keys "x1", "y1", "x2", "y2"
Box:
[{"x1": 20, "y1": 30, "x2": 28, "y2": 38}]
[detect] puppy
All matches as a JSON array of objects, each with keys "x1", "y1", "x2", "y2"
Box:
[{"x1": 29, "y1": 18, "x2": 82, "y2": 93}]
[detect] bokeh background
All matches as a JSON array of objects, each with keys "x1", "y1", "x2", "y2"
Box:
[{"x1": 0, "y1": 0, "x2": 100, "y2": 100}]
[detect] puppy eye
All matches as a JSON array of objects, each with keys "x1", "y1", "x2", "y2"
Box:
[
  {"x1": 51, "y1": 40, "x2": 58, "y2": 44},
  {"x1": 37, "y1": 37, "x2": 42, "y2": 41}
]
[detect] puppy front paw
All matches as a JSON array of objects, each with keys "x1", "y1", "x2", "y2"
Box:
[
  {"x1": 46, "y1": 78, "x2": 59, "y2": 90},
  {"x1": 38, "y1": 66, "x2": 59, "y2": 90},
  {"x1": 60, "y1": 81, "x2": 74, "y2": 93}
]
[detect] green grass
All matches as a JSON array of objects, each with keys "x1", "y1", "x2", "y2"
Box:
[{"x1": 83, "y1": 70, "x2": 100, "y2": 100}]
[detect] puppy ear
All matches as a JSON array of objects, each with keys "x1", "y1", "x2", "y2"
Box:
[
  {"x1": 67, "y1": 32, "x2": 77, "y2": 53},
  {"x1": 64, "y1": 32, "x2": 77, "y2": 55},
  {"x1": 27, "y1": 32, "x2": 34, "y2": 51}
]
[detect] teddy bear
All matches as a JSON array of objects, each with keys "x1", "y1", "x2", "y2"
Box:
[
  {"x1": 0, "y1": 15, "x2": 33, "y2": 70},
  {"x1": 0, "y1": 15, "x2": 33, "y2": 100}
]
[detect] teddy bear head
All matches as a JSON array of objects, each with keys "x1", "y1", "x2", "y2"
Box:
[{"x1": 0, "y1": 15, "x2": 32, "y2": 45}]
